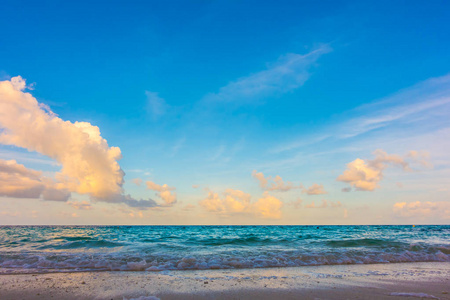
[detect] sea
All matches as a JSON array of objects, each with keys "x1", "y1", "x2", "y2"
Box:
[{"x1": 0, "y1": 225, "x2": 449, "y2": 274}]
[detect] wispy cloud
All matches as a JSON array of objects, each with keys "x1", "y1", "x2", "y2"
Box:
[
  {"x1": 203, "y1": 45, "x2": 332, "y2": 104},
  {"x1": 274, "y1": 73, "x2": 450, "y2": 154},
  {"x1": 305, "y1": 199, "x2": 342, "y2": 209},
  {"x1": 170, "y1": 137, "x2": 186, "y2": 157},
  {"x1": 146, "y1": 91, "x2": 168, "y2": 120},
  {"x1": 132, "y1": 178, "x2": 143, "y2": 186}
]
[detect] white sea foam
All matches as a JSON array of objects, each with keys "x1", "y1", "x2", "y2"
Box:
[
  {"x1": 390, "y1": 292, "x2": 440, "y2": 299},
  {"x1": 123, "y1": 296, "x2": 160, "y2": 300},
  {"x1": 0, "y1": 249, "x2": 449, "y2": 274}
]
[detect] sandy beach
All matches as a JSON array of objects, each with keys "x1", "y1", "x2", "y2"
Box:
[{"x1": 0, "y1": 262, "x2": 449, "y2": 300}]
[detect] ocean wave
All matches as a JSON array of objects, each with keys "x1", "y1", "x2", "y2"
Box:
[
  {"x1": 323, "y1": 238, "x2": 406, "y2": 248},
  {"x1": 37, "y1": 240, "x2": 128, "y2": 250},
  {"x1": 1, "y1": 225, "x2": 449, "y2": 274},
  {"x1": 0, "y1": 247, "x2": 449, "y2": 274}
]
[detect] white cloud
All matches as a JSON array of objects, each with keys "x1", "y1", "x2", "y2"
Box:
[
  {"x1": 118, "y1": 207, "x2": 144, "y2": 219},
  {"x1": 253, "y1": 192, "x2": 283, "y2": 219},
  {"x1": 0, "y1": 211, "x2": 21, "y2": 217},
  {"x1": 273, "y1": 74, "x2": 450, "y2": 154},
  {"x1": 0, "y1": 159, "x2": 70, "y2": 201},
  {"x1": 146, "y1": 181, "x2": 177, "y2": 206},
  {"x1": 182, "y1": 204, "x2": 196, "y2": 211},
  {"x1": 252, "y1": 170, "x2": 302, "y2": 192},
  {"x1": 306, "y1": 199, "x2": 327, "y2": 208},
  {"x1": 199, "y1": 188, "x2": 283, "y2": 219},
  {"x1": 337, "y1": 149, "x2": 430, "y2": 191},
  {"x1": 68, "y1": 200, "x2": 92, "y2": 210},
  {"x1": 203, "y1": 45, "x2": 331, "y2": 104},
  {"x1": 290, "y1": 198, "x2": 303, "y2": 209},
  {"x1": 0, "y1": 76, "x2": 157, "y2": 208},
  {"x1": 304, "y1": 183, "x2": 327, "y2": 195},
  {"x1": 393, "y1": 201, "x2": 450, "y2": 219},
  {"x1": 146, "y1": 91, "x2": 167, "y2": 120},
  {"x1": 132, "y1": 178, "x2": 143, "y2": 186},
  {"x1": 305, "y1": 199, "x2": 341, "y2": 209}
]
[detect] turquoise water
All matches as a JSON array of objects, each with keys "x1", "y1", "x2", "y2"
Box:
[{"x1": 0, "y1": 225, "x2": 449, "y2": 274}]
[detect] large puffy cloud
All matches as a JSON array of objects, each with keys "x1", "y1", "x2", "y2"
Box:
[
  {"x1": 252, "y1": 170, "x2": 302, "y2": 192},
  {"x1": 199, "y1": 188, "x2": 283, "y2": 219},
  {"x1": 393, "y1": 201, "x2": 450, "y2": 219},
  {"x1": 146, "y1": 181, "x2": 177, "y2": 206},
  {"x1": 0, "y1": 76, "x2": 157, "y2": 208},
  {"x1": 337, "y1": 149, "x2": 430, "y2": 191}
]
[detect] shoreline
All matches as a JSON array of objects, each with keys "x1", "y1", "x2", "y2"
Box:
[{"x1": 0, "y1": 262, "x2": 449, "y2": 299}]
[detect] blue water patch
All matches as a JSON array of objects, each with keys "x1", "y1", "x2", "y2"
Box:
[{"x1": 0, "y1": 225, "x2": 449, "y2": 274}]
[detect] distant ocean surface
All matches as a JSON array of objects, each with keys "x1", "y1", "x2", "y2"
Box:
[{"x1": 0, "y1": 225, "x2": 449, "y2": 274}]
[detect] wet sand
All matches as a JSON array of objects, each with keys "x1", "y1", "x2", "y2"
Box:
[{"x1": 0, "y1": 262, "x2": 449, "y2": 300}]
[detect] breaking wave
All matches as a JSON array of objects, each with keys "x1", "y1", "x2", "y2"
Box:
[{"x1": 0, "y1": 225, "x2": 449, "y2": 274}]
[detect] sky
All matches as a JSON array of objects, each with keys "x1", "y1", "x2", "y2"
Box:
[{"x1": 0, "y1": 0, "x2": 449, "y2": 225}]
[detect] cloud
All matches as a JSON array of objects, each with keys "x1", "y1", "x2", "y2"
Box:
[
  {"x1": 203, "y1": 45, "x2": 331, "y2": 104},
  {"x1": 111, "y1": 194, "x2": 158, "y2": 208},
  {"x1": 273, "y1": 74, "x2": 450, "y2": 155},
  {"x1": 290, "y1": 198, "x2": 303, "y2": 209},
  {"x1": 199, "y1": 188, "x2": 251, "y2": 214},
  {"x1": 393, "y1": 201, "x2": 450, "y2": 219},
  {"x1": 304, "y1": 183, "x2": 328, "y2": 195},
  {"x1": 146, "y1": 91, "x2": 167, "y2": 120},
  {"x1": 0, "y1": 76, "x2": 157, "y2": 208},
  {"x1": 0, "y1": 159, "x2": 70, "y2": 201},
  {"x1": 305, "y1": 199, "x2": 341, "y2": 209},
  {"x1": 0, "y1": 211, "x2": 20, "y2": 217},
  {"x1": 253, "y1": 192, "x2": 283, "y2": 219},
  {"x1": 0, "y1": 76, "x2": 123, "y2": 198},
  {"x1": 306, "y1": 199, "x2": 328, "y2": 208},
  {"x1": 331, "y1": 201, "x2": 343, "y2": 208},
  {"x1": 59, "y1": 212, "x2": 79, "y2": 218},
  {"x1": 132, "y1": 178, "x2": 143, "y2": 186},
  {"x1": 118, "y1": 207, "x2": 144, "y2": 218},
  {"x1": 337, "y1": 149, "x2": 430, "y2": 191},
  {"x1": 252, "y1": 170, "x2": 302, "y2": 192},
  {"x1": 170, "y1": 137, "x2": 186, "y2": 157},
  {"x1": 68, "y1": 200, "x2": 92, "y2": 210},
  {"x1": 182, "y1": 204, "x2": 196, "y2": 211},
  {"x1": 199, "y1": 188, "x2": 283, "y2": 219},
  {"x1": 146, "y1": 181, "x2": 177, "y2": 206},
  {"x1": 406, "y1": 150, "x2": 433, "y2": 168}
]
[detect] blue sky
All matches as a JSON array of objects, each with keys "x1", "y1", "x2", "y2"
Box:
[{"x1": 0, "y1": 0, "x2": 449, "y2": 224}]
